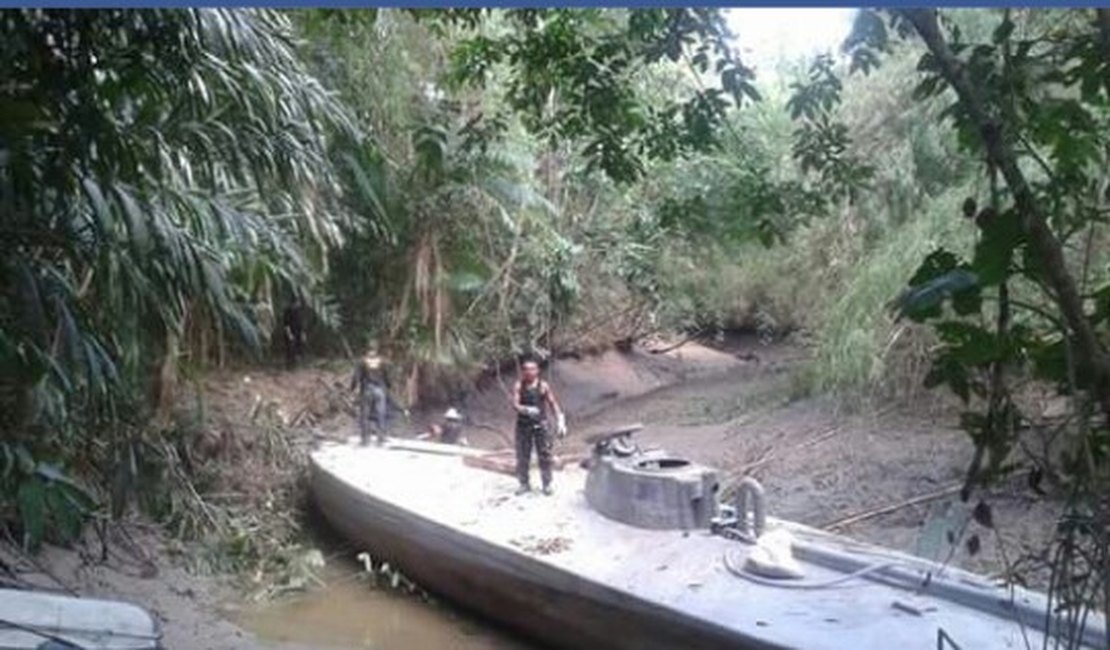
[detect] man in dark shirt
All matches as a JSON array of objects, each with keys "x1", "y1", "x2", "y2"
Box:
[
  {"x1": 282, "y1": 297, "x2": 305, "y2": 368},
  {"x1": 350, "y1": 349, "x2": 389, "y2": 445}
]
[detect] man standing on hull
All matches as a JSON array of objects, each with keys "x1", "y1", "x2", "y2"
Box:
[
  {"x1": 351, "y1": 346, "x2": 390, "y2": 445},
  {"x1": 512, "y1": 355, "x2": 566, "y2": 495}
]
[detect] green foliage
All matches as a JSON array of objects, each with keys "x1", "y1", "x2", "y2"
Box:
[
  {"x1": 438, "y1": 9, "x2": 758, "y2": 182},
  {"x1": 651, "y1": 119, "x2": 827, "y2": 247},
  {"x1": 845, "y1": 7, "x2": 1110, "y2": 629},
  {"x1": 806, "y1": 186, "x2": 976, "y2": 397},
  {"x1": 861, "y1": 7, "x2": 1110, "y2": 481},
  {"x1": 2, "y1": 442, "x2": 96, "y2": 549},
  {"x1": 299, "y1": 9, "x2": 818, "y2": 396},
  {"x1": 299, "y1": 10, "x2": 580, "y2": 386},
  {"x1": 788, "y1": 55, "x2": 875, "y2": 204},
  {"x1": 7, "y1": 14, "x2": 1107, "y2": 623},
  {"x1": 1, "y1": 9, "x2": 351, "y2": 542}
]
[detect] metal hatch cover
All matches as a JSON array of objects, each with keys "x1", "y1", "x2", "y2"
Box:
[{"x1": 583, "y1": 425, "x2": 720, "y2": 530}]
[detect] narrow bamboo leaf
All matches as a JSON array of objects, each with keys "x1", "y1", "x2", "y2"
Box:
[
  {"x1": 81, "y1": 178, "x2": 114, "y2": 237},
  {"x1": 114, "y1": 186, "x2": 153, "y2": 253}
]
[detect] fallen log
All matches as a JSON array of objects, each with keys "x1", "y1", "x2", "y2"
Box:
[
  {"x1": 822, "y1": 482, "x2": 964, "y2": 531},
  {"x1": 822, "y1": 468, "x2": 1033, "y2": 532},
  {"x1": 383, "y1": 439, "x2": 483, "y2": 457}
]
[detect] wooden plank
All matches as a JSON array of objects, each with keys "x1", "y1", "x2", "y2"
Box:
[
  {"x1": 462, "y1": 454, "x2": 517, "y2": 476},
  {"x1": 381, "y1": 439, "x2": 483, "y2": 457}
]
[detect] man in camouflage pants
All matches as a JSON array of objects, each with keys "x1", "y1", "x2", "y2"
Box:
[{"x1": 511, "y1": 355, "x2": 566, "y2": 495}]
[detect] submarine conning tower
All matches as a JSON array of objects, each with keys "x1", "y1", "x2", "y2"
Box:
[{"x1": 583, "y1": 424, "x2": 720, "y2": 530}]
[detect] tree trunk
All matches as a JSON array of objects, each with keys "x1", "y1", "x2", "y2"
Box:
[
  {"x1": 901, "y1": 9, "x2": 1110, "y2": 419},
  {"x1": 1096, "y1": 10, "x2": 1110, "y2": 69},
  {"x1": 151, "y1": 329, "x2": 179, "y2": 428}
]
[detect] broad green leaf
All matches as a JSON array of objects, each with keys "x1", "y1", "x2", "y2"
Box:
[
  {"x1": 894, "y1": 269, "x2": 979, "y2": 322},
  {"x1": 935, "y1": 321, "x2": 1002, "y2": 366},
  {"x1": 971, "y1": 209, "x2": 1023, "y2": 286},
  {"x1": 925, "y1": 355, "x2": 971, "y2": 402},
  {"x1": 35, "y1": 463, "x2": 97, "y2": 511},
  {"x1": 17, "y1": 479, "x2": 47, "y2": 549},
  {"x1": 45, "y1": 486, "x2": 83, "y2": 543}
]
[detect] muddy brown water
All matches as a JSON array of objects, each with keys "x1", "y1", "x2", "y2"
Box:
[
  {"x1": 236, "y1": 560, "x2": 536, "y2": 649},
  {"x1": 234, "y1": 506, "x2": 538, "y2": 650}
]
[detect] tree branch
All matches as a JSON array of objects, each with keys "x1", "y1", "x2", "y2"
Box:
[{"x1": 901, "y1": 9, "x2": 1110, "y2": 417}]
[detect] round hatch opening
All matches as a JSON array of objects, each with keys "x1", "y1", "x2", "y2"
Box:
[{"x1": 636, "y1": 458, "x2": 691, "y2": 471}]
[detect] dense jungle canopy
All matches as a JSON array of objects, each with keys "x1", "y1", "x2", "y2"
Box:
[{"x1": 1, "y1": 7, "x2": 1109, "y2": 634}]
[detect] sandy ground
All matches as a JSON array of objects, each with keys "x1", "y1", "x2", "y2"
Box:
[
  {"x1": 6, "y1": 336, "x2": 1062, "y2": 649},
  {"x1": 1, "y1": 527, "x2": 310, "y2": 650},
  {"x1": 569, "y1": 344, "x2": 1059, "y2": 585}
]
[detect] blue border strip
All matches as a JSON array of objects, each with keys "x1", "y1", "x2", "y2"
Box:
[
  {"x1": 0, "y1": 2, "x2": 1097, "y2": 11},
  {"x1": 0, "y1": 2, "x2": 1097, "y2": 7}
]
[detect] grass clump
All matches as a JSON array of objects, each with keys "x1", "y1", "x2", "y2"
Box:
[{"x1": 801, "y1": 185, "x2": 976, "y2": 400}]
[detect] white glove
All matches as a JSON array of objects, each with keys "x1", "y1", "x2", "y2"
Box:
[{"x1": 555, "y1": 413, "x2": 567, "y2": 438}]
